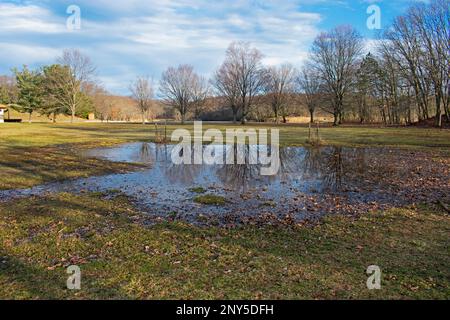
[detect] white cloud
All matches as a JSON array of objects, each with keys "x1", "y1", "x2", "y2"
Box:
[
  {"x1": 0, "y1": 3, "x2": 65, "y2": 34},
  {"x1": 0, "y1": 1, "x2": 326, "y2": 94}
]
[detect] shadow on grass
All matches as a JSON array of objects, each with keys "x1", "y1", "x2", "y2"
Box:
[
  {"x1": 0, "y1": 248, "x2": 135, "y2": 300},
  {"x1": 0, "y1": 249, "x2": 73, "y2": 299},
  {"x1": 0, "y1": 145, "x2": 140, "y2": 190}
]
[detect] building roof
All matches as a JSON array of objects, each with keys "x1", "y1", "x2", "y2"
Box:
[{"x1": 0, "y1": 104, "x2": 8, "y2": 110}]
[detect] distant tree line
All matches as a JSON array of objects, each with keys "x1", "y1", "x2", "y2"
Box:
[
  {"x1": 0, "y1": 49, "x2": 151, "y2": 123},
  {"x1": 137, "y1": 0, "x2": 448, "y2": 126},
  {"x1": 1, "y1": 0, "x2": 448, "y2": 126},
  {"x1": 0, "y1": 49, "x2": 96, "y2": 123}
]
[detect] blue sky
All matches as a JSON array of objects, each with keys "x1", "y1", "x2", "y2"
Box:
[{"x1": 0, "y1": 0, "x2": 421, "y2": 95}]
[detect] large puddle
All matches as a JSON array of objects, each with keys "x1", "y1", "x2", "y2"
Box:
[{"x1": 1, "y1": 143, "x2": 448, "y2": 226}]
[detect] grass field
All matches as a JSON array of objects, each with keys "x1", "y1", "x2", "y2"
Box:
[
  {"x1": 1, "y1": 123, "x2": 449, "y2": 190},
  {"x1": 0, "y1": 193, "x2": 448, "y2": 300},
  {"x1": 2, "y1": 122, "x2": 449, "y2": 149},
  {"x1": 2, "y1": 109, "x2": 86, "y2": 123},
  {"x1": 0, "y1": 123, "x2": 449, "y2": 299}
]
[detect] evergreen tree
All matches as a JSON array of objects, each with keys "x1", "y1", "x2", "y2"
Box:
[{"x1": 13, "y1": 66, "x2": 44, "y2": 123}]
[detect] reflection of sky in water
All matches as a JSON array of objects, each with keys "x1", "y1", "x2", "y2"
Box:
[
  {"x1": 81, "y1": 143, "x2": 362, "y2": 191},
  {"x1": 0, "y1": 143, "x2": 412, "y2": 223}
]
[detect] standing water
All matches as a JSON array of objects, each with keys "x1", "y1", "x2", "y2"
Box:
[{"x1": 0, "y1": 143, "x2": 447, "y2": 225}]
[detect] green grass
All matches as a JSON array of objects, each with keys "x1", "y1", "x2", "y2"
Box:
[
  {"x1": 189, "y1": 187, "x2": 207, "y2": 194},
  {"x1": 0, "y1": 192, "x2": 448, "y2": 299},
  {"x1": 194, "y1": 194, "x2": 228, "y2": 206},
  {"x1": 1, "y1": 122, "x2": 449, "y2": 149},
  {"x1": 0, "y1": 122, "x2": 448, "y2": 190},
  {"x1": 4, "y1": 109, "x2": 85, "y2": 123},
  {"x1": 0, "y1": 123, "x2": 448, "y2": 299},
  {"x1": 0, "y1": 144, "x2": 145, "y2": 190}
]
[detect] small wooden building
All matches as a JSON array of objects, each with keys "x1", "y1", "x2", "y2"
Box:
[{"x1": 0, "y1": 104, "x2": 7, "y2": 123}]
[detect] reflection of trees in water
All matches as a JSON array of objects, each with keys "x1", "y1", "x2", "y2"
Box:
[
  {"x1": 151, "y1": 144, "x2": 205, "y2": 185},
  {"x1": 163, "y1": 164, "x2": 205, "y2": 185},
  {"x1": 321, "y1": 147, "x2": 344, "y2": 190},
  {"x1": 216, "y1": 144, "x2": 264, "y2": 191},
  {"x1": 278, "y1": 147, "x2": 304, "y2": 178},
  {"x1": 214, "y1": 144, "x2": 292, "y2": 191},
  {"x1": 150, "y1": 144, "x2": 283, "y2": 192},
  {"x1": 153, "y1": 143, "x2": 171, "y2": 163},
  {"x1": 213, "y1": 146, "x2": 371, "y2": 192},
  {"x1": 138, "y1": 143, "x2": 153, "y2": 163},
  {"x1": 130, "y1": 142, "x2": 157, "y2": 164},
  {"x1": 135, "y1": 142, "x2": 373, "y2": 192},
  {"x1": 302, "y1": 147, "x2": 368, "y2": 191}
]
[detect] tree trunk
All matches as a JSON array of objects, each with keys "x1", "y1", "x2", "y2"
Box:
[
  {"x1": 444, "y1": 93, "x2": 450, "y2": 121},
  {"x1": 241, "y1": 109, "x2": 246, "y2": 125},
  {"x1": 444, "y1": 100, "x2": 450, "y2": 122},
  {"x1": 53, "y1": 112, "x2": 56, "y2": 123},
  {"x1": 338, "y1": 110, "x2": 343, "y2": 125},
  {"x1": 28, "y1": 112, "x2": 32, "y2": 124},
  {"x1": 310, "y1": 110, "x2": 314, "y2": 123},
  {"x1": 435, "y1": 94, "x2": 442, "y2": 127},
  {"x1": 333, "y1": 110, "x2": 339, "y2": 126},
  {"x1": 444, "y1": 107, "x2": 449, "y2": 123},
  {"x1": 71, "y1": 109, "x2": 75, "y2": 123},
  {"x1": 334, "y1": 98, "x2": 343, "y2": 126},
  {"x1": 407, "y1": 106, "x2": 412, "y2": 125},
  {"x1": 241, "y1": 96, "x2": 247, "y2": 125},
  {"x1": 142, "y1": 112, "x2": 146, "y2": 125}
]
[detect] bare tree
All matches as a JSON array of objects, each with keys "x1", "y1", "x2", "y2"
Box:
[
  {"x1": 159, "y1": 65, "x2": 208, "y2": 124},
  {"x1": 222, "y1": 42, "x2": 266, "y2": 124},
  {"x1": 56, "y1": 49, "x2": 96, "y2": 123},
  {"x1": 212, "y1": 61, "x2": 241, "y2": 123},
  {"x1": 129, "y1": 76, "x2": 154, "y2": 124},
  {"x1": 310, "y1": 26, "x2": 364, "y2": 125},
  {"x1": 409, "y1": 0, "x2": 449, "y2": 126},
  {"x1": 89, "y1": 84, "x2": 112, "y2": 122},
  {"x1": 191, "y1": 75, "x2": 209, "y2": 120},
  {"x1": 264, "y1": 64, "x2": 296, "y2": 123},
  {"x1": 297, "y1": 64, "x2": 322, "y2": 123},
  {"x1": 381, "y1": 0, "x2": 450, "y2": 126},
  {"x1": 384, "y1": 14, "x2": 431, "y2": 121}
]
